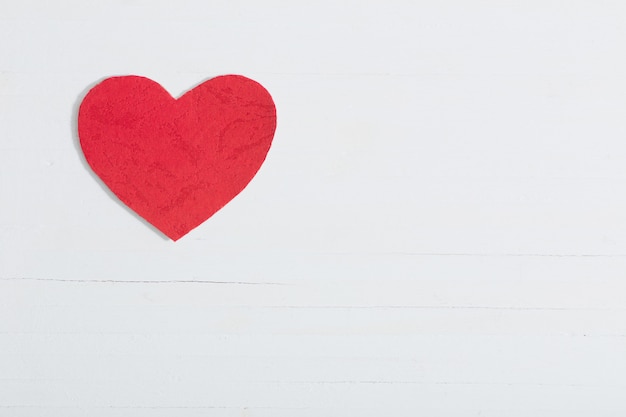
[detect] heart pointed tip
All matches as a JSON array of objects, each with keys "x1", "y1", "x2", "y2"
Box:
[{"x1": 164, "y1": 228, "x2": 190, "y2": 242}]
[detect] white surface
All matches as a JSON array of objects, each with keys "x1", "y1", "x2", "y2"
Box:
[{"x1": 2, "y1": 0, "x2": 626, "y2": 415}]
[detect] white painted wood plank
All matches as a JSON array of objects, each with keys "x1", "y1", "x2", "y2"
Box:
[{"x1": 2, "y1": 1, "x2": 626, "y2": 415}]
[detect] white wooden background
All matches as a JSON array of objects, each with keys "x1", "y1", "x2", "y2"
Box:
[{"x1": 2, "y1": 1, "x2": 626, "y2": 415}]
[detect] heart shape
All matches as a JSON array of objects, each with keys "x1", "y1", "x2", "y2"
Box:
[{"x1": 78, "y1": 75, "x2": 277, "y2": 241}]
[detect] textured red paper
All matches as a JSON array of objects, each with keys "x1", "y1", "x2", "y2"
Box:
[{"x1": 78, "y1": 75, "x2": 277, "y2": 241}]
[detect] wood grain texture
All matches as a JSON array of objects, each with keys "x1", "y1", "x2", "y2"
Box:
[{"x1": 2, "y1": 0, "x2": 626, "y2": 415}]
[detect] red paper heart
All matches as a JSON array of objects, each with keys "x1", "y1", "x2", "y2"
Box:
[{"x1": 78, "y1": 75, "x2": 277, "y2": 241}]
